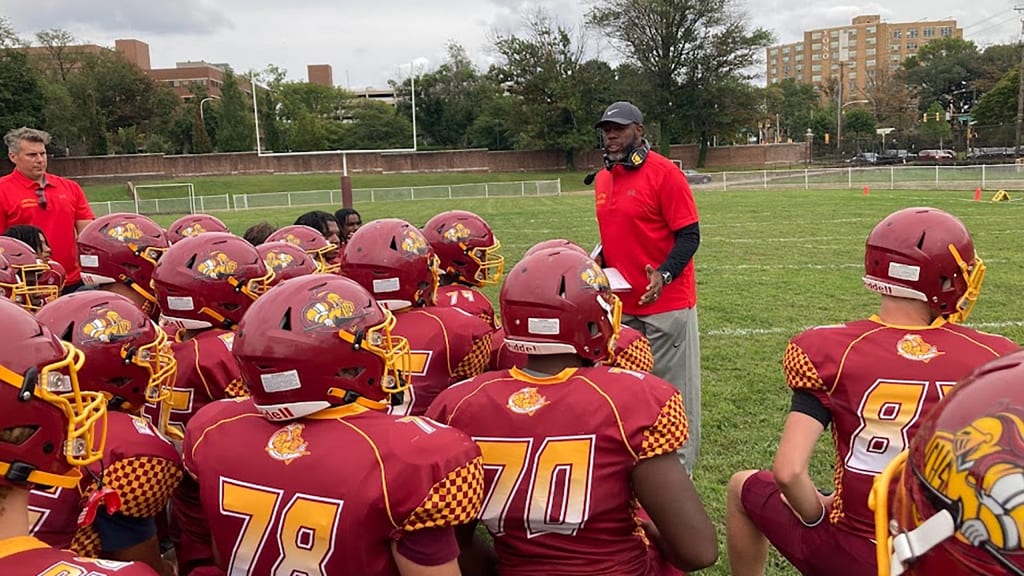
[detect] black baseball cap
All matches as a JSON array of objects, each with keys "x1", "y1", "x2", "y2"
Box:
[{"x1": 595, "y1": 101, "x2": 644, "y2": 128}]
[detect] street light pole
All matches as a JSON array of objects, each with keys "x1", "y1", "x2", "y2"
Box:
[
  {"x1": 199, "y1": 97, "x2": 217, "y2": 125},
  {"x1": 838, "y1": 99, "x2": 871, "y2": 158}
]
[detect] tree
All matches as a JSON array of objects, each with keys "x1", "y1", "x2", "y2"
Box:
[
  {"x1": 972, "y1": 69, "x2": 1017, "y2": 127},
  {"x1": 764, "y1": 78, "x2": 821, "y2": 141},
  {"x1": 587, "y1": 0, "x2": 773, "y2": 159},
  {"x1": 901, "y1": 38, "x2": 981, "y2": 114},
  {"x1": 843, "y1": 108, "x2": 877, "y2": 150},
  {"x1": 864, "y1": 68, "x2": 916, "y2": 149},
  {"x1": 190, "y1": 101, "x2": 214, "y2": 154},
  {"x1": 34, "y1": 28, "x2": 80, "y2": 81},
  {"x1": 329, "y1": 100, "x2": 413, "y2": 150},
  {"x1": 0, "y1": 17, "x2": 26, "y2": 49},
  {"x1": 466, "y1": 93, "x2": 518, "y2": 150},
  {"x1": 491, "y1": 9, "x2": 613, "y2": 164},
  {"x1": 392, "y1": 43, "x2": 491, "y2": 148},
  {"x1": 215, "y1": 71, "x2": 255, "y2": 152},
  {"x1": 0, "y1": 48, "x2": 45, "y2": 132}
]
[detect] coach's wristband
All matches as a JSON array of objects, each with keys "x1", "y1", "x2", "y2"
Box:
[{"x1": 800, "y1": 502, "x2": 827, "y2": 528}]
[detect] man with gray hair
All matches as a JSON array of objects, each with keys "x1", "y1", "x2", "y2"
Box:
[{"x1": 0, "y1": 127, "x2": 94, "y2": 293}]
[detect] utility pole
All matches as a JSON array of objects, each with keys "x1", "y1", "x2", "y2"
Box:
[{"x1": 1015, "y1": 6, "x2": 1024, "y2": 157}]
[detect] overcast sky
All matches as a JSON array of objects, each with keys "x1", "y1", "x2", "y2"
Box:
[{"x1": 4, "y1": 1, "x2": 1020, "y2": 89}]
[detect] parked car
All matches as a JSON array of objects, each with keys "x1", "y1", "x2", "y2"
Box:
[
  {"x1": 917, "y1": 149, "x2": 955, "y2": 162},
  {"x1": 684, "y1": 169, "x2": 712, "y2": 185},
  {"x1": 847, "y1": 152, "x2": 902, "y2": 166}
]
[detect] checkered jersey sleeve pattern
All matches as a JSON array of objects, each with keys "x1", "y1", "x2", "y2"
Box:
[
  {"x1": 71, "y1": 455, "x2": 183, "y2": 556},
  {"x1": 639, "y1": 392, "x2": 688, "y2": 460},
  {"x1": 402, "y1": 456, "x2": 484, "y2": 531},
  {"x1": 782, "y1": 342, "x2": 827, "y2": 392},
  {"x1": 452, "y1": 333, "x2": 493, "y2": 380},
  {"x1": 222, "y1": 378, "x2": 249, "y2": 398},
  {"x1": 613, "y1": 336, "x2": 654, "y2": 373}
]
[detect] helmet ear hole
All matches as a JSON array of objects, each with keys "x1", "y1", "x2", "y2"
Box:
[
  {"x1": 185, "y1": 254, "x2": 198, "y2": 270},
  {"x1": 558, "y1": 276, "x2": 567, "y2": 298},
  {"x1": 916, "y1": 231, "x2": 927, "y2": 250},
  {"x1": 588, "y1": 321, "x2": 600, "y2": 337},
  {"x1": 279, "y1": 308, "x2": 292, "y2": 331}
]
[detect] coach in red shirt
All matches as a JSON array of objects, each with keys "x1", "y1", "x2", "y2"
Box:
[
  {"x1": 1, "y1": 128, "x2": 94, "y2": 292},
  {"x1": 593, "y1": 101, "x2": 702, "y2": 474}
]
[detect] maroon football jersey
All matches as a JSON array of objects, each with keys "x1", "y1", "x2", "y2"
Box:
[
  {"x1": 388, "y1": 306, "x2": 492, "y2": 416},
  {"x1": 435, "y1": 284, "x2": 499, "y2": 329},
  {"x1": 785, "y1": 316, "x2": 1018, "y2": 539},
  {"x1": 143, "y1": 328, "x2": 246, "y2": 439},
  {"x1": 427, "y1": 366, "x2": 687, "y2": 576},
  {"x1": 492, "y1": 325, "x2": 654, "y2": 374},
  {"x1": 29, "y1": 411, "x2": 182, "y2": 555},
  {"x1": 181, "y1": 397, "x2": 483, "y2": 575},
  {"x1": 0, "y1": 536, "x2": 157, "y2": 574}
]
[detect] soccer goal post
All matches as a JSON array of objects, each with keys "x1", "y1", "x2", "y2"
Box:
[{"x1": 129, "y1": 182, "x2": 197, "y2": 216}]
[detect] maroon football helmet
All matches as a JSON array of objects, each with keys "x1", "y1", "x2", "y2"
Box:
[
  {"x1": 0, "y1": 298, "x2": 107, "y2": 490},
  {"x1": 37, "y1": 292, "x2": 176, "y2": 414},
  {"x1": 151, "y1": 232, "x2": 275, "y2": 330},
  {"x1": 422, "y1": 210, "x2": 504, "y2": 286},
  {"x1": 871, "y1": 350, "x2": 1024, "y2": 576},
  {"x1": 258, "y1": 242, "x2": 320, "y2": 285},
  {"x1": 266, "y1": 225, "x2": 340, "y2": 274},
  {"x1": 523, "y1": 238, "x2": 588, "y2": 259},
  {"x1": 0, "y1": 254, "x2": 27, "y2": 305},
  {"x1": 500, "y1": 247, "x2": 621, "y2": 363},
  {"x1": 77, "y1": 213, "x2": 169, "y2": 313},
  {"x1": 0, "y1": 236, "x2": 58, "y2": 311},
  {"x1": 233, "y1": 275, "x2": 411, "y2": 421},
  {"x1": 863, "y1": 207, "x2": 983, "y2": 323},
  {"x1": 341, "y1": 218, "x2": 440, "y2": 310},
  {"x1": 165, "y1": 214, "x2": 229, "y2": 244}
]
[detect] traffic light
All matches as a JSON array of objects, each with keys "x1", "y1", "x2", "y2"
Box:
[
  {"x1": 923, "y1": 112, "x2": 928, "y2": 122},
  {"x1": 824, "y1": 133, "x2": 830, "y2": 144},
  {"x1": 935, "y1": 112, "x2": 942, "y2": 121}
]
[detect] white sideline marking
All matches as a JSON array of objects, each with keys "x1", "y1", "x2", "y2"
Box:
[{"x1": 705, "y1": 320, "x2": 1024, "y2": 337}]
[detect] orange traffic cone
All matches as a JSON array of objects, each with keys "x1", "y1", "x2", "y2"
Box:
[
  {"x1": 863, "y1": 185, "x2": 870, "y2": 196},
  {"x1": 974, "y1": 187, "x2": 982, "y2": 201}
]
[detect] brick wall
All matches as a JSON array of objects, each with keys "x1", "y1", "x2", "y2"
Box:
[{"x1": 5, "y1": 144, "x2": 808, "y2": 183}]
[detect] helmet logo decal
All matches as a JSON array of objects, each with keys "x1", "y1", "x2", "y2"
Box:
[
  {"x1": 263, "y1": 250, "x2": 295, "y2": 272},
  {"x1": 442, "y1": 223, "x2": 472, "y2": 243},
  {"x1": 180, "y1": 223, "x2": 206, "y2": 238},
  {"x1": 888, "y1": 262, "x2": 921, "y2": 282},
  {"x1": 920, "y1": 409, "x2": 1024, "y2": 552},
  {"x1": 282, "y1": 233, "x2": 303, "y2": 247},
  {"x1": 107, "y1": 223, "x2": 144, "y2": 242},
  {"x1": 265, "y1": 423, "x2": 311, "y2": 464},
  {"x1": 302, "y1": 291, "x2": 358, "y2": 330},
  {"x1": 507, "y1": 387, "x2": 550, "y2": 416},
  {"x1": 82, "y1": 309, "x2": 135, "y2": 342},
  {"x1": 581, "y1": 262, "x2": 611, "y2": 291},
  {"x1": 896, "y1": 334, "x2": 944, "y2": 363},
  {"x1": 196, "y1": 252, "x2": 239, "y2": 279},
  {"x1": 400, "y1": 230, "x2": 429, "y2": 257}
]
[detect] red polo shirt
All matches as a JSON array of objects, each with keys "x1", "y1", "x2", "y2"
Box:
[
  {"x1": 594, "y1": 151, "x2": 699, "y2": 316},
  {"x1": 0, "y1": 169, "x2": 94, "y2": 285}
]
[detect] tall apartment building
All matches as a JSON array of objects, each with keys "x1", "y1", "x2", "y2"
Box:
[{"x1": 765, "y1": 15, "x2": 962, "y2": 101}]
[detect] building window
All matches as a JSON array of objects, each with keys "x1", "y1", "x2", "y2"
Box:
[
  {"x1": 796, "y1": 65, "x2": 804, "y2": 73},
  {"x1": 769, "y1": 48, "x2": 778, "y2": 57},
  {"x1": 771, "y1": 67, "x2": 777, "y2": 75},
  {"x1": 866, "y1": 48, "x2": 876, "y2": 56},
  {"x1": 907, "y1": 42, "x2": 917, "y2": 50},
  {"x1": 811, "y1": 42, "x2": 821, "y2": 50},
  {"x1": 812, "y1": 64, "x2": 822, "y2": 72},
  {"x1": 830, "y1": 30, "x2": 839, "y2": 37},
  {"x1": 811, "y1": 31, "x2": 822, "y2": 39},
  {"x1": 848, "y1": 71, "x2": 857, "y2": 79},
  {"x1": 795, "y1": 54, "x2": 804, "y2": 61},
  {"x1": 866, "y1": 36, "x2": 876, "y2": 45},
  {"x1": 783, "y1": 55, "x2": 790, "y2": 62},
  {"x1": 891, "y1": 54, "x2": 900, "y2": 62},
  {"x1": 908, "y1": 29, "x2": 918, "y2": 38},
  {"x1": 784, "y1": 65, "x2": 791, "y2": 74},
  {"x1": 940, "y1": 27, "x2": 952, "y2": 37},
  {"x1": 890, "y1": 44, "x2": 900, "y2": 52},
  {"x1": 812, "y1": 74, "x2": 822, "y2": 82},
  {"x1": 812, "y1": 53, "x2": 821, "y2": 60},
  {"x1": 892, "y1": 29, "x2": 902, "y2": 39},
  {"x1": 866, "y1": 26, "x2": 876, "y2": 33},
  {"x1": 923, "y1": 27, "x2": 935, "y2": 38},
  {"x1": 795, "y1": 43, "x2": 804, "y2": 51},
  {"x1": 830, "y1": 41, "x2": 839, "y2": 48},
  {"x1": 866, "y1": 59, "x2": 876, "y2": 68}
]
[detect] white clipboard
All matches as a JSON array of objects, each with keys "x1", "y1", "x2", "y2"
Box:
[{"x1": 603, "y1": 267, "x2": 632, "y2": 292}]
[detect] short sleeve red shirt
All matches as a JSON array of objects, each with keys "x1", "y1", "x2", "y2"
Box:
[
  {"x1": 594, "y1": 152, "x2": 699, "y2": 315},
  {"x1": 0, "y1": 169, "x2": 94, "y2": 284}
]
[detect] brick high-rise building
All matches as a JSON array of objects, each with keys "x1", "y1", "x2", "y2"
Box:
[
  {"x1": 765, "y1": 15, "x2": 962, "y2": 102},
  {"x1": 307, "y1": 64, "x2": 334, "y2": 86}
]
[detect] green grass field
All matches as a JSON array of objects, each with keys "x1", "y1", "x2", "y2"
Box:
[{"x1": 89, "y1": 173, "x2": 1024, "y2": 575}]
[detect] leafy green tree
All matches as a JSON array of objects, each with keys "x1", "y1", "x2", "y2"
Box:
[
  {"x1": 764, "y1": 78, "x2": 821, "y2": 141},
  {"x1": 190, "y1": 101, "x2": 213, "y2": 154},
  {"x1": 843, "y1": 108, "x2": 877, "y2": 150},
  {"x1": 491, "y1": 9, "x2": 613, "y2": 164},
  {"x1": 975, "y1": 44, "x2": 1019, "y2": 94},
  {"x1": 587, "y1": 0, "x2": 773, "y2": 158},
  {"x1": 466, "y1": 92, "x2": 518, "y2": 150},
  {"x1": 0, "y1": 49, "x2": 45, "y2": 132},
  {"x1": 215, "y1": 71, "x2": 255, "y2": 152},
  {"x1": 34, "y1": 28, "x2": 79, "y2": 81},
  {"x1": 972, "y1": 69, "x2": 1017, "y2": 127},
  {"x1": 329, "y1": 100, "x2": 413, "y2": 150},
  {"x1": 901, "y1": 38, "x2": 981, "y2": 114}
]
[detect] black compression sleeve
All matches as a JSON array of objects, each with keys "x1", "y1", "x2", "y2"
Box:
[
  {"x1": 658, "y1": 222, "x2": 700, "y2": 279},
  {"x1": 790, "y1": 389, "x2": 832, "y2": 428}
]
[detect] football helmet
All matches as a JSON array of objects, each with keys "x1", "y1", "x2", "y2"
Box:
[
  {"x1": 233, "y1": 275, "x2": 412, "y2": 421},
  {"x1": 870, "y1": 350, "x2": 1024, "y2": 576},
  {"x1": 500, "y1": 247, "x2": 621, "y2": 363},
  {"x1": 266, "y1": 225, "x2": 340, "y2": 274},
  {"x1": 863, "y1": 207, "x2": 983, "y2": 323},
  {"x1": 523, "y1": 238, "x2": 588, "y2": 259},
  {"x1": 0, "y1": 298, "x2": 106, "y2": 490},
  {"x1": 258, "y1": 242, "x2": 320, "y2": 285},
  {"x1": 36, "y1": 292, "x2": 176, "y2": 414},
  {"x1": 77, "y1": 213, "x2": 169, "y2": 312},
  {"x1": 165, "y1": 214, "x2": 229, "y2": 244},
  {"x1": 341, "y1": 218, "x2": 441, "y2": 310},
  {"x1": 422, "y1": 210, "x2": 504, "y2": 286},
  {"x1": 0, "y1": 254, "x2": 27, "y2": 304},
  {"x1": 0, "y1": 236, "x2": 59, "y2": 311},
  {"x1": 151, "y1": 232, "x2": 275, "y2": 330}
]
